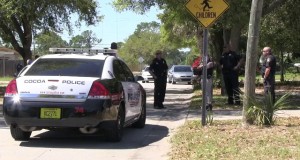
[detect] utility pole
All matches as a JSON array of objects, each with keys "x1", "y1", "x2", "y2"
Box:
[{"x1": 242, "y1": 0, "x2": 264, "y2": 125}]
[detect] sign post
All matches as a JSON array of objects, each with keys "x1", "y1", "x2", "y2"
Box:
[
  {"x1": 138, "y1": 56, "x2": 144, "y2": 72},
  {"x1": 185, "y1": 0, "x2": 229, "y2": 126}
]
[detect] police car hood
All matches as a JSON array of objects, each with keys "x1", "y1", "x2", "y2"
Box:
[{"x1": 16, "y1": 76, "x2": 98, "y2": 102}]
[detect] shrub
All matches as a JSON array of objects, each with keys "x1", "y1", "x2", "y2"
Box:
[{"x1": 247, "y1": 93, "x2": 290, "y2": 126}]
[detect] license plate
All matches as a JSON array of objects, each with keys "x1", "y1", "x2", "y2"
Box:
[{"x1": 40, "y1": 108, "x2": 61, "y2": 119}]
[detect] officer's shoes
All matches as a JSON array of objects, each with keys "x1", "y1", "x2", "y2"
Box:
[
  {"x1": 154, "y1": 105, "x2": 166, "y2": 109},
  {"x1": 154, "y1": 106, "x2": 161, "y2": 109},
  {"x1": 206, "y1": 104, "x2": 213, "y2": 111}
]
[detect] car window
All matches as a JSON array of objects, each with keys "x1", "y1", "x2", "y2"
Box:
[
  {"x1": 119, "y1": 61, "x2": 135, "y2": 82},
  {"x1": 25, "y1": 58, "x2": 103, "y2": 77},
  {"x1": 174, "y1": 66, "x2": 192, "y2": 72},
  {"x1": 113, "y1": 60, "x2": 126, "y2": 81}
]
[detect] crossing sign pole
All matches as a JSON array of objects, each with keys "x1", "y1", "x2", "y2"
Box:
[
  {"x1": 202, "y1": 29, "x2": 208, "y2": 126},
  {"x1": 185, "y1": 0, "x2": 229, "y2": 126}
]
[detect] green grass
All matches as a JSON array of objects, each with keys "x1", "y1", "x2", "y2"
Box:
[
  {"x1": 171, "y1": 81, "x2": 300, "y2": 160},
  {"x1": 0, "y1": 76, "x2": 13, "y2": 81},
  {"x1": 170, "y1": 118, "x2": 300, "y2": 160}
]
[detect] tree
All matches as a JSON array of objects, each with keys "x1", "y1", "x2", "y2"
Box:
[
  {"x1": 69, "y1": 30, "x2": 101, "y2": 48},
  {"x1": 112, "y1": 0, "x2": 300, "y2": 124},
  {"x1": 0, "y1": 0, "x2": 101, "y2": 64},
  {"x1": 118, "y1": 22, "x2": 163, "y2": 69},
  {"x1": 243, "y1": 0, "x2": 264, "y2": 124},
  {"x1": 118, "y1": 21, "x2": 185, "y2": 70},
  {"x1": 35, "y1": 31, "x2": 68, "y2": 55},
  {"x1": 260, "y1": 0, "x2": 300, "y2": 81}
]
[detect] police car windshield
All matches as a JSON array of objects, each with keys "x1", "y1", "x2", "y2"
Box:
[{"x1": 25, "y1": 58, "x2": 104, "y2": 77}]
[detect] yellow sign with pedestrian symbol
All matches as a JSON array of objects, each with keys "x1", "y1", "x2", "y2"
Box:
[{"x1": 185, "y1": 0, "x2": 229, "y2": 28}]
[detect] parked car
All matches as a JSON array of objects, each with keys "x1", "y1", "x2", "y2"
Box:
[
  {"x1": 141, "y1": 66, "x2": 154, "y2": 83},
  {"x1": 3, "y1": 48, "x2": 146, "y2": 142},
  {"x1": 167, "y1": 65, "x2": 194, "y2": 85}
]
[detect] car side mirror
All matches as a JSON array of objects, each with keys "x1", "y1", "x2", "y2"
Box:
[{"x1": 134, "y1": 75, "x2": 144, "y2": 81}]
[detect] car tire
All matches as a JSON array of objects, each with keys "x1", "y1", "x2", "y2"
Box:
[
  {"x1": 105, "y1": 105, "x2": 125, "y2": 142},
  {"x1": 188, "y1": 82, "x2": 191, "y2": 85},
  {"x1": 132, "y1": 101, "x2": 146, "y2": 128},
  {"x1": 10, "y1": 125, "x2": 31, "y2": 141},
  {"x1": 142, "y1": 80, "x2": 145, "y2": 83},
  {"x1": 171, "y1": 77, "x2": 176, "y2": 84}
]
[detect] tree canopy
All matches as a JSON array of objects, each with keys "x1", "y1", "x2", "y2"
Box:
[
  {"x1": 35, "y1": 31, "x2": 68, "y2": 55},
  {"x1": 0, "y1": 0, "x2": 101, "y2": 64}
]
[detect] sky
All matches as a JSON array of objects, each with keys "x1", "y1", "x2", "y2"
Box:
[{"x1": 61, "y1": 0, "x2": 162, "y2": 49}]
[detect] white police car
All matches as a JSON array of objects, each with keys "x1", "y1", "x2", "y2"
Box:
[{"x1": 3, "y1": 48, "x2": 146, "y2": 142}]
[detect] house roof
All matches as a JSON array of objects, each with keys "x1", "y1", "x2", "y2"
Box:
[{"x1": 0, "y1": 47, "x2": 20, "y2": 59}]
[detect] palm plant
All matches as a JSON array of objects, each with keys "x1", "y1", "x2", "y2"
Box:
[{"x1": 247, "y1": 92, "x2": 290, "y2": 126}]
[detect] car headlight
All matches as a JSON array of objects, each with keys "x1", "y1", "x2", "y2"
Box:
[{"x1": 173, "y1": 74, "x2": 180, "y2": 78}]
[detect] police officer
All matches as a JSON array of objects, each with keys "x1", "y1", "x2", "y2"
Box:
[
  {"x1": 261, "y1": 47, "x2": 276, "y2": 103},
  {"x1": 149, "y1": 50, "x2": 168, "y2": 109},
  {"x1": 220, "y1": 44, "x2": 242, "y2": 105}
]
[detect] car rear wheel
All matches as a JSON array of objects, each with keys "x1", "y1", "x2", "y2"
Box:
[
  {"x1": 10, "y1": 125, "x2": 32, "y2": 141},
  {"x1": 105, "y1": 105, "x2": 125, "y2": 142},
  {"x1": 132, "y1": 101, "x2": 146, "y2": 128}
]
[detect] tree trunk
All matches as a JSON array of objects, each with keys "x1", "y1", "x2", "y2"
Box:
[
  {"x1": 243, "y1": 0, "x2": 264, "y2": 125},
  {"x1": 196, "y1": 27, "x2": 203, "y2": 50},
  {"x1": 210, "y1": 28, "x2": 225, "y2": 94},
  {"x1": 280, "y1": 50, "x2": 284, "y2": 82},
  {"x1": 229, "y1": 24, "x2": 243, "y2": 53}
]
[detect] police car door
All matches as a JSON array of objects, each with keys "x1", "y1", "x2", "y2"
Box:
[{"x1": 113, "y1": 60, "x2": 142, "y2": 121}]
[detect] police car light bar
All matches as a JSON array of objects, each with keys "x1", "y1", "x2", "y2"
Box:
[{"x1": 49, "y1": 48, "x2": 117, "y2": 56}]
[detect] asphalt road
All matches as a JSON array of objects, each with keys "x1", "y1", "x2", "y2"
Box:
[{"x1": 0, "y1": 82, "x2": 194, "y2": 160}]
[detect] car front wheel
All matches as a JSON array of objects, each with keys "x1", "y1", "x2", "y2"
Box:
[{"x1": 172, "y1": 77, "x2": 176, "y2": 84}]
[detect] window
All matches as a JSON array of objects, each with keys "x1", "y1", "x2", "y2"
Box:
[
  {"x1": 113, "y1": 60, "x2": 126, "y2": 81},
  {"x1": 119, "y1": 61, "x2": 134, "y2": 82},
  {"x1": 25, "y1": 59, "x2": 103, "y2": 77},
  {"x1": 174, "y1": 66, "x2": 192, "y2": 72}
]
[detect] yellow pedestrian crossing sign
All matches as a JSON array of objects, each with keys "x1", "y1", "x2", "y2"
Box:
[{"x1": 185, "y1": 0, "x2": 229, "y2": 28}]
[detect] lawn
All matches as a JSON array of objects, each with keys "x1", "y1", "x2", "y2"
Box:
[
  {"x1": 170, "y1": 118, "x2": 300, "y2": 160},
  {"x1": 170, "y1": 80, "x2": 300, "y2": 160}
]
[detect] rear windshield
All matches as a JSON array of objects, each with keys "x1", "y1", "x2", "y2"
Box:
[
  {"x1": 25, "y1": 58, "x2": 104, "y2": 77},
  {"x1": 174, "y1": 66, "x2": 192, "y2": 72}
]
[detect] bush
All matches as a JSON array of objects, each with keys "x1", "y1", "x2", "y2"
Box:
[{"x1": 247, "y1": 93, "x2": 290, "y2": 126}]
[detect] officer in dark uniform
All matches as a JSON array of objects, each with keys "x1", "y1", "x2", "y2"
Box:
[
  {"x1": 149, "y1": 50, "x2": 168, "y2": 109},
  {"x1": 261, "y1": 47, "x2": 276, "y2": 103},
  {"x1": 220, "y1": 44, "x2": 242, "y2": 105}
]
